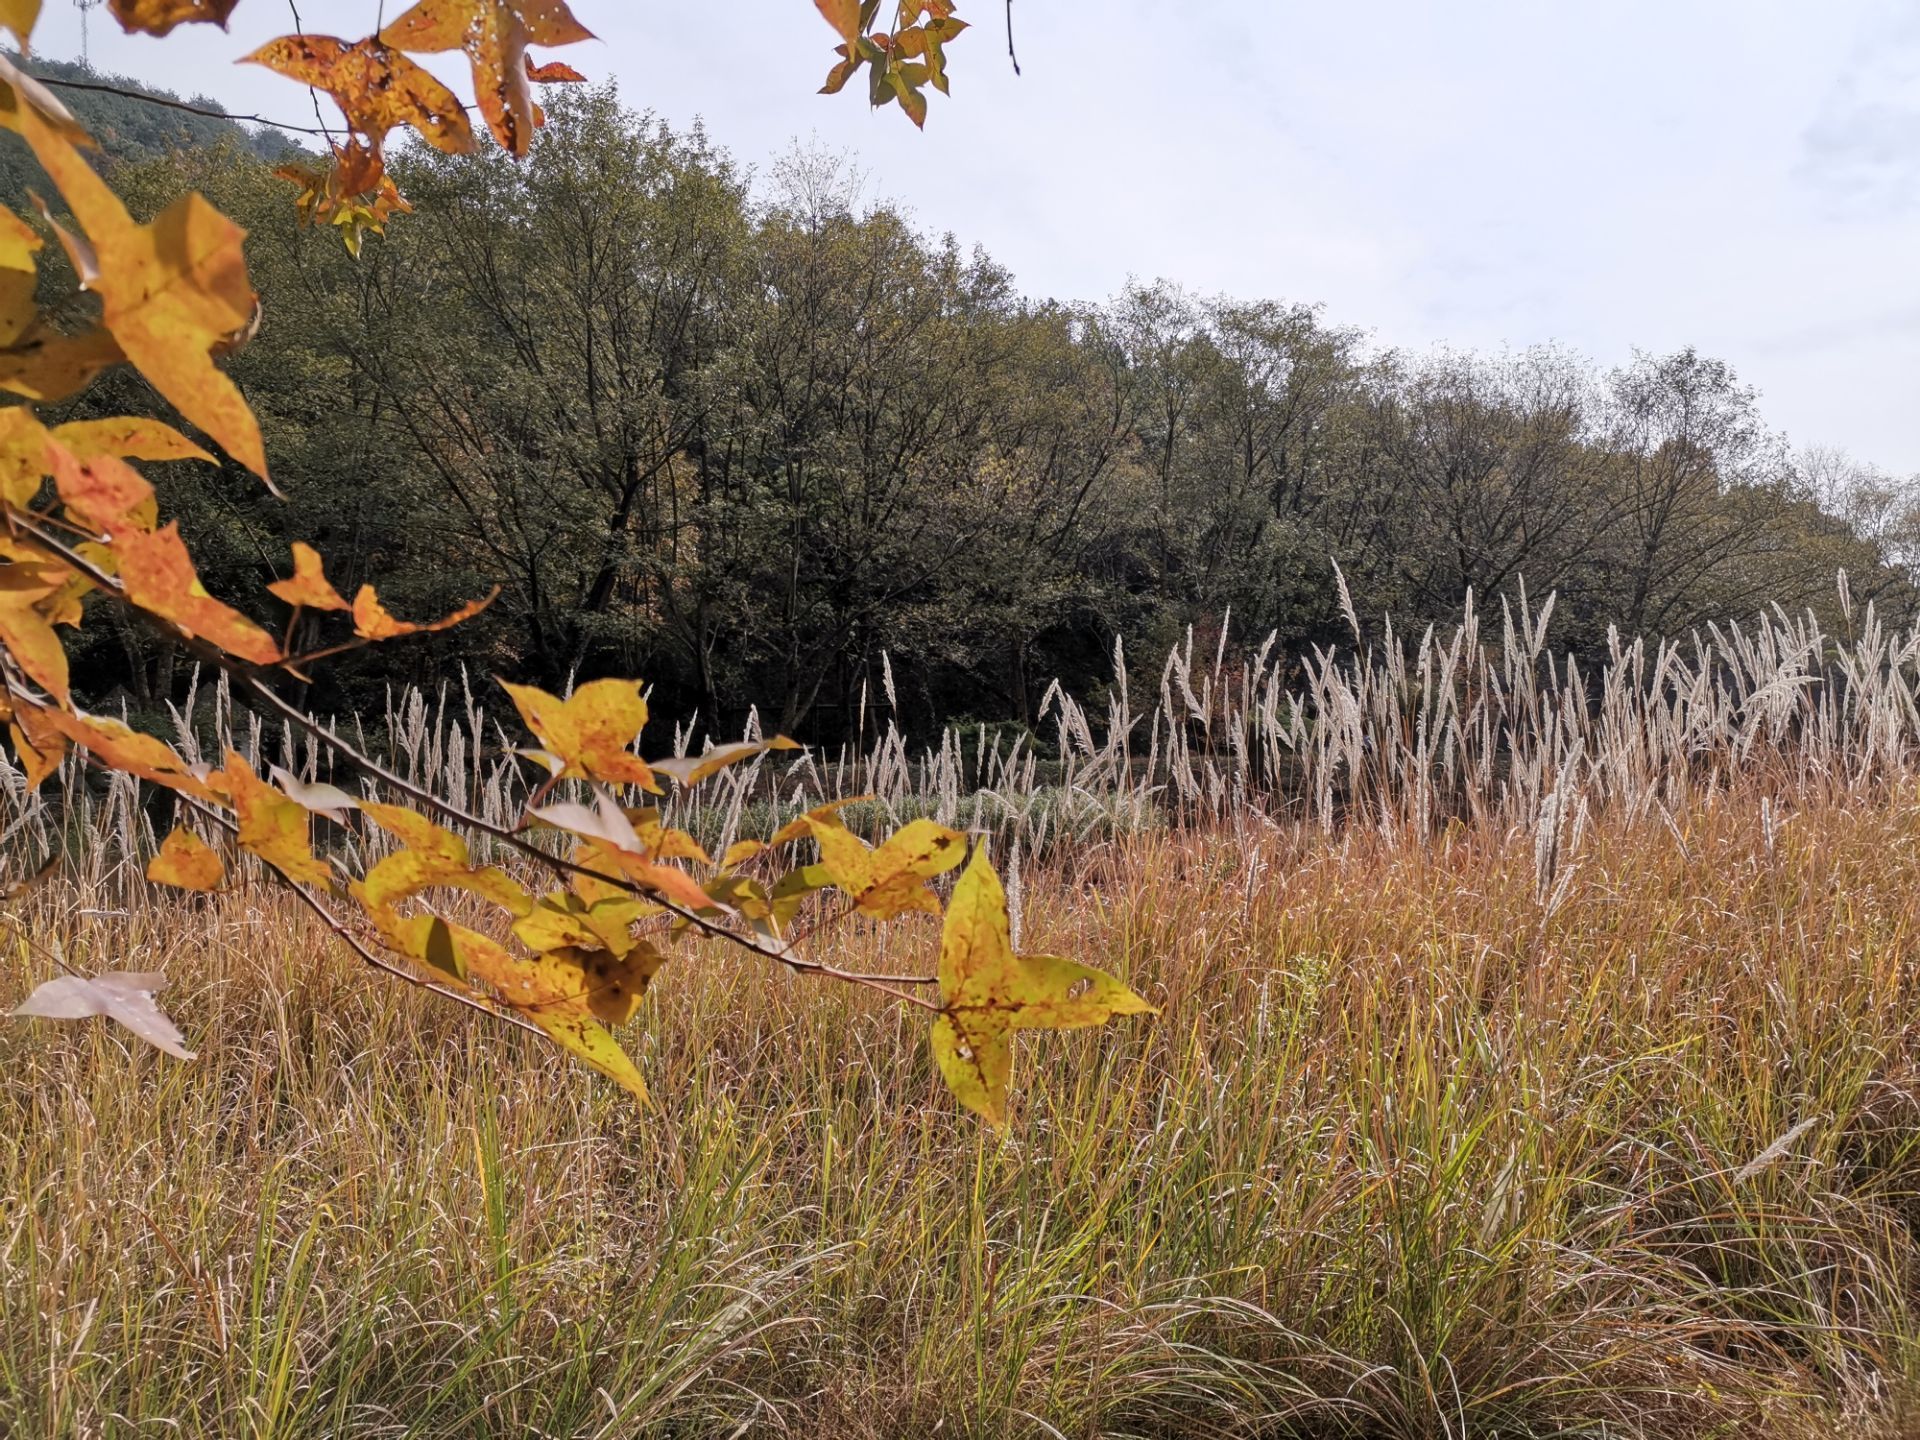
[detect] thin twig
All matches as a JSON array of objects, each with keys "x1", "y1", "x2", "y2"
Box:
[
  {"x1": 7, "y1": 516, "x2": 945, "y2": 1004},
  {"x1": 173, "y1": 790, "x2": 551, "y2": 1038},
  {"x1": 1006, "y1": 0, "x2": 1022, "y2": 75},
  {"x1": 35, "y1": 74, "x2": 333, "y2": 138}
]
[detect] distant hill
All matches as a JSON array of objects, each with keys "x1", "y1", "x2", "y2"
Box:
[{"x1": 0, "y1": 51, "x2": 303, "y2": 206}]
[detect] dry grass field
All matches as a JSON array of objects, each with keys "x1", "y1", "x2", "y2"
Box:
[
  {"x1": 8, "y1": 783, "x2": 1920, "y2": 1437},
  {"x1": 14, "y1": 599, "x2": 1920, "y2": 1435}
]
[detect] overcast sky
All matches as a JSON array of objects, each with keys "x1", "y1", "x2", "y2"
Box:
[{"x1": 29, "y1": 1, "x2": 1920, "y2": 474}]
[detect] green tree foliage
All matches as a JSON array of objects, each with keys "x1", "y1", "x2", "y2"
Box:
[{"x1": 58, "y1": 83, "x2": 1910, "y2": 740}]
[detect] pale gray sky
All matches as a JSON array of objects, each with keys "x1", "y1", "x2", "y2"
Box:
[{"x1": 29, "y1": 1, "x2": 1920, "y2": 473}]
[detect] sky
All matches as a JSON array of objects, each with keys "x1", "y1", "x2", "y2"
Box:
[{"x1": 28, "y1": 0, "x2": 1920, "y2": 474}]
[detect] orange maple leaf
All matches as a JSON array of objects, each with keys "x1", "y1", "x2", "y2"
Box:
[
  {"x1": 381, "y1": 0, "x2": 595, "y2": 157},
  {"x1": 114, "y1": 523, "x2": 281, "y2": 665},
  {"x1": 267, "y1": 542, "x2": 351, "y2": 613},
  {"x1": 243, "y1": 36, "x2": 477, "y2": 160},
  {"x1": 106, "y1": 0, "x2": 240, "y2": 36},
  {"x1": 351, "y1": 583, "x2": 498, "y2": 641},
  {"x1": 20, "y1": 106, "x2": 267, "y2": 481}
]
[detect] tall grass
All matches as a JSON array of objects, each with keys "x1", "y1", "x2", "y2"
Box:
[
  {"x1": 12, "y1": 581, "x2": 1920, "y2": 881},
  {"x1": 8, "y1": 792, "x2": 1920, "y2": 1434},
  {"x1": 9, "y1": 587, "x2": 1920, "y2": 1434}
]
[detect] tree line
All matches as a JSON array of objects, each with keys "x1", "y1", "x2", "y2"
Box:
[{"x1": 20, "y1": 66, "x2": 1920, "y2": 742}]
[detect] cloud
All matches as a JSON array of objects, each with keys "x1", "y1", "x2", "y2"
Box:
[{"x1": 1798, "y1": 4, "x2": 1920, "y2": 215}]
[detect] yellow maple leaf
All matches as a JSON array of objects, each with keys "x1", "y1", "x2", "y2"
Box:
[
  {"x1": 804, "y1": 815, "x2": 967, "y2": 920},
  {"x1": 223, "y1": 752, "x2": 332, "y2": 890},
  {"x1": 0, "y1": 557, "x2": 68, "y2": 701},
  {"x1": 503, "y1": 678, "x2": 658, "y2": 791},
  {"x1": 0, "y1": 202, "x2": 39, "y2": 345},
  {"x1": 354, "y1": 800, "x2": 535, "y2": 917},
  {"x1": 931, "y1": 846, "x2": 1154, "y2": 1126}
]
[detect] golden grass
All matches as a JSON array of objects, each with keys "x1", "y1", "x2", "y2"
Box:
[{"x1": 8, "y1": 788, "x2": 1920, "y2": 1437}]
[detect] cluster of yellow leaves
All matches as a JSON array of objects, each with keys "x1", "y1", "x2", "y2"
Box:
[
  {"x1": 0, "y1": 1, "x2": 1147, "y2": 1122},
  {"x1": 814, "y1": 0, "x2": 970, "y2": 128}
]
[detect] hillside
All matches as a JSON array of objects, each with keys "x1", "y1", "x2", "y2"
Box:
[{"x1": 0, "y1": 50, "x2": 300, "y2": 206}]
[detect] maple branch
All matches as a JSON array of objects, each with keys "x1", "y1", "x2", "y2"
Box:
[
  {"x1": 1006, "y1": 0, "x2": 1022, "y2": 76},
  {"x1": 172, "y1": 790, "x2": 551, "y2": 1039},
  {"x1": 8, "y1": 511, "x2": 943, "y2": 1000}
]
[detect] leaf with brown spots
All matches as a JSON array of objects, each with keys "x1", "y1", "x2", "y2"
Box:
[
  {"x1": 107, "y1": 0, "x2": 239, "y2": 36},
  {"x1": 504, "y1": 678, "x2": 657, "y2": 791},
  {"x1": 274, "y1": 143, "x2": 414, "y2": 256},
  {"x1": 50, "y1": 445, "x2": 156, "y2": 533},
  {"x1": 803, "y1": 815, "x2": 966, "y2": 920},
  {"x1": 513, "y1": 892, "x2": 654, "y2": 960},
  {"x1": 380, "y1": 0, "x2": 595, "y2": 157},
  {"x1": 243, "y1": 35, "x2": 477, "y2": 160},
  {"x1": 111, "y1": 523, "x2": 281, "y2": 664},
  {"x1": 54, "y1": 417, "x2": 214, "y2": 467},
  {"x1": 371, "y1": 911, "x2": 651, "y2": 1101}
]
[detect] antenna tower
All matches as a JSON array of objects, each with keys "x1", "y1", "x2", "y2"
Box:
[{"x1": 74, "y1": 0, "x2": 101, "y2": 64}]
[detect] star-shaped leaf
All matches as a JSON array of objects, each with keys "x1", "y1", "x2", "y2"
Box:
[
  {"x1": 503, "y1": 678, "x2": 657, "y2": 790},
  {"x1": 367, "y1": 911, "x2": 650, "y2": 1101},
  {"x1": 803, "y1": 815, "x2": 966, "y2": 919},
  {"x1": 381, "y1": 0, "x2": 595, "y2": 157},
  {"x1": 932, "y1": 845, "x2": 1154, "y2": 1126},
  {"x1": 243, "y1": 36, "x2": 476, "y2": 159}
]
